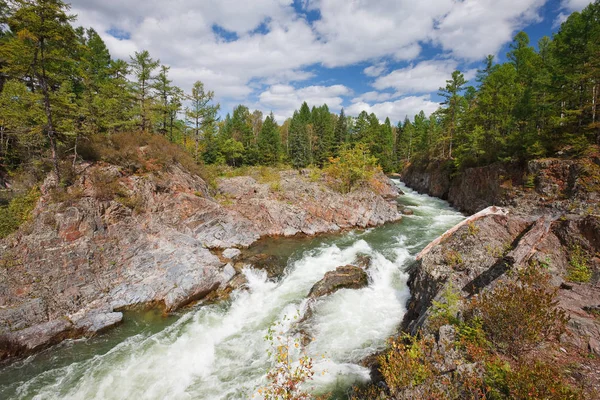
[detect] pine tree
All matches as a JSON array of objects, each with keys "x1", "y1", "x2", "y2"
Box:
[
  {"x1": 2, "y1": 0, "x2": 79, "y2": 182},
  {"x1": 288, "y1": 110, "x2": 310, "y2": 169},
  {"x1": 153, "y1": 65, "x2": 175, "y2": 135},
  {"x1": 185, "y1": 80, "x2": 219, "y2": 160},
  {"x1": 334, "y1": 108, "x2": 348, "y2": 153},
  {"x1": 438, "y1": 70, "x2": 467, "y2": 159},
  {"x1": 258, "y1": 112, "x2": 280, "y2": 165},
  {"x1": 130, "y1": 50, "x2": 159, "y2": 132}
]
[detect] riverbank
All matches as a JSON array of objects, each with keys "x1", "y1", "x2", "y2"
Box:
[
  {"x1": 0, "y1": 181, "x2": 462, "y2": 399},
  {"x1": 363, "y1": 155, "x2": 600, "y2": 398},
  {"x1": 0, "y1": 162, "x2": 401, "y2": 361}
]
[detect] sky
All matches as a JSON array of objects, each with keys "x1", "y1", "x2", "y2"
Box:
[{"x1": 69, "y1": 0, "x2": 594, "y2": 124}]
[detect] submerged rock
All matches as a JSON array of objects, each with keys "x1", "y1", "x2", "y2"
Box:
[{"x1": 308, "y1": 265, "x2": 369, "y2": 299}]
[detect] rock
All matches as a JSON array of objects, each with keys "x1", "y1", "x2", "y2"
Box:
[
  {"x1": 239, "y1": 253, "x2": 285, "y2": 278},
  {"x1": 73, "y1": 312, "x2": 123, "y2": 334},
  {"x1": 354, "y1": 254, "x2": 373, "y2": 269},
  {"x1": 222, "y1": 248, "x2": 242, "y2": 260},
  {"x1": 308, "y1": 265, "x2": 369, "y2": 298},
  {"x1": 402, "y1": 208, "x2": 414, "y2": 216},
  {"x1": 0, "y1": 162, "x2": 403, "y2": 361}
]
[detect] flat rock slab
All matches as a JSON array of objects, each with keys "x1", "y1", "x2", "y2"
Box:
[{"x1": 308, "y1": 265, "x2": 369, "y2": 298}]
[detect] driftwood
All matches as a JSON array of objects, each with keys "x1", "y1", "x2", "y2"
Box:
[{"x1": 416, "y1": 206, "x2": 509, "y2": 261}]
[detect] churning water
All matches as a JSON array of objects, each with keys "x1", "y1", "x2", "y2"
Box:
[{"x1": 0, "y1": 181, "x2": 464, "y2": 400}]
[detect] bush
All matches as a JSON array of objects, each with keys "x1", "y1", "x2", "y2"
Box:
[
  {"x1": 378, "y1": 334, "x2": 437, "y2": 393},
  {"x1": 484, "y1": 358, "x2": 582, "y2": 400},
  {"x1": 566, "y1": 244, "x2": 592, "y2": 283},
  {"x1": 0, "y1": 187, "x2": 40, "y2": 238},
  {"x1": 324, "y1": 143, "x2": 380, "y2": 193},
  {"x1": 471, "y1": 265, "x2": 568, "y2": 356},
  {"x1": 80, "y1": 132, "x2": 204, "y2": 178}
]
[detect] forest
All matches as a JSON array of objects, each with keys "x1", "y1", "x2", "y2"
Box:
[{"x1": 0, "y1": 0, "x2": 599, "y2": 187}]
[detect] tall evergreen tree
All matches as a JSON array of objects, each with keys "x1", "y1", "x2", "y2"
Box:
[
  {"x1": 257, "y1": 112, "x2": 280, "y2": 165},
  {"x1": 438, "y1": 70, "x2": 467, "y2": 159},
  {"x1": 334, "y1": 108, "x2": 348, "y2": 152},
  {"x1": 130, "y1": 50, "x2": 159, "y2": 132},
  {"x1": 2, "y1": 0, "x2": 78, "y2": 181},
  {"x1": 185, "y1": 80, "x2": 219, "y2": 160}
]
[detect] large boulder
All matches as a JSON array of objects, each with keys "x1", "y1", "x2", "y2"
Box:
[{"x1": 308, "y1": 265, "x2": 369, "y2": 299}]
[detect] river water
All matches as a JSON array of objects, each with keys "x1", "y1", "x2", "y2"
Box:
[{"x1": 0, "y1": 181, "x2": 464, "y2": 400}]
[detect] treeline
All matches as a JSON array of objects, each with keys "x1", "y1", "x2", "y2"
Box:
[
  {"x1": 1, "y1": 0, "x2": 599, "y2": 187},
  {"x1": 400, "y1": 1, "x2": 600, "y2": 170}
]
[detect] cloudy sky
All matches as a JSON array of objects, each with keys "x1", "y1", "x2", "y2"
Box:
[{"x1": 70, "y1": 0, "x2": 593, "y2": 123}]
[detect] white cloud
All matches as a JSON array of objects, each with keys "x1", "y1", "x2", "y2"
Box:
[
  {"x1": 351, "y1": 91, "x2": 396, "y2": 103},
  {"x1": 432, "y1": 0, "x2": 546, "y2": 60},
  {"x1": 363, "y1": 62, "x2": 387, "y2": 78},
  {"x1": 373, "y1": 60, "x2": 477, "y2": 95},
  {"x1": 258, "y1": 84, "x2": 351, "y2": 121},
  {"x1": 346, "y1": 95, "x2": 440, "y2": 123},
  {"x1": 561, "y1": 0, "x2": 593, "y2": 11},
  {"x1": 554, "y1": 0, "x2": 593, "y2": 27},
  {"x1": 69, "y1": 0, "x2": 556, "y2": 115}
]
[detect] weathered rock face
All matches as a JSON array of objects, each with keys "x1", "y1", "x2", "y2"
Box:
[
  {"x1": 402, "y1": 208, "x2": 600, "y2": 354},
  {"x1": 217, "y1": 171, "x2": 401, "y2": 237},
  {"x1": 0, "y1": 163, "x2": 401, "y2": 360},
  {"x1": 401, "y1": 157, "x2": 600, "y2": 216},
  {"x1": 308, "y1": 265, "x2": 369, "y2": 299}
]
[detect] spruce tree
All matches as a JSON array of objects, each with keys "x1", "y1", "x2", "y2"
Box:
[{"x1": 258, "y1": 112, "x2": 280, "y2": 165}]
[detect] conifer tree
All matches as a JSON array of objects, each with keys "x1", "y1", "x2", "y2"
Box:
[
  {"x1": 130, "y1": 50, "x2": 159, "y2": 132},
  {"x1": 258, "y1": 112, "x2": 280, "y2": 165},
  {"x1": 2, "y1": 0, "x2": 79, "y2": 181}
]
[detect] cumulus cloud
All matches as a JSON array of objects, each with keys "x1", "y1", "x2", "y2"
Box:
[
  {"x1": 373, "y1": 60, "x2": 477, "y2": 95},
  {"x1": 364, "y1": 63, "x2": 388, "y2": 78},
  {"x1": 346, "y1": 96, "x2": 440, "y2": 123},
  {"x1": 432, "y1": 0, "x2": 546, "y2": 60},
  {"x1": 351, "y1": 91, "x2": 396, "y2": 103},
  {"x1": 69, "y1": 0, "x2": 555, "y2": 120},
  {"x1": 258, "y1": 84, "x2": 351, "y2": 121}
]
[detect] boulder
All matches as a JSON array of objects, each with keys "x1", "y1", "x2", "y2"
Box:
[
  {"x1": 222, "y1": 248, "x2": 242, "y2": 260},
  {"x1": 308, "y1": 265, "x2": 369, "y2": 299}
]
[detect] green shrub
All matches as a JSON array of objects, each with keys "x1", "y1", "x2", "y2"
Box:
[
  {"x1": 429, "y1": 284, "x2": 461, "y2": 330},
  {"x1": 566, "y1": 244, "x2": 592, "y2": 283},
  {"x1": 324, "y1": 143, "x2": 380, "y2": 193},
  {"x1": 0, "y1": 187, "x2": 40, "y2": 238},
  {"x1": 502, "y1": 361, "x2": 582, "y2": 400},
  {"x1": 378, "y1": 334, "x2": 436, "y2": 393},
  {"x1": 472, "y1": 265, "x2": 568, "y2": 356},
  {"x1": 444, "y1": 249, "x2": 464, "y2": 268}
]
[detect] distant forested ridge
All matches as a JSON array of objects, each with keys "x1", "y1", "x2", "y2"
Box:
[{"x1": 1, "y1": 0, "x2": 599, "y2": 184}]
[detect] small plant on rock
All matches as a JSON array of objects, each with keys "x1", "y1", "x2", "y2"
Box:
[
  {"x1": 566, "y1": 244, "x2": 592, "y2": 283},
  {"x1": 378, "y1": 334, "x2": 437, "y2": 393},
  {"x1": 258, "y1": 321, "x2": 315, "y2": 400}
]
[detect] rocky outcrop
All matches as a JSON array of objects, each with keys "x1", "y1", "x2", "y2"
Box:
[
  {"x1": 401, "y1": 157, "x2": 600, "y2": 215},
  {"x1": 308, "y1": 265, "x2": 369, "y2": 299},
  {"x1": 0, "y1": 163, "x2": 400, "y2": 360}
]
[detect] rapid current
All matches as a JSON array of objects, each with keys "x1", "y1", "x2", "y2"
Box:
[{"x1": 0, "y1": 181, "x2": 464, "y2": 399}]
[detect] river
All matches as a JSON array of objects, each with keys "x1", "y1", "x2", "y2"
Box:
[{"x1": 0, "y1": 181, "x2": 464, "y2": 399}]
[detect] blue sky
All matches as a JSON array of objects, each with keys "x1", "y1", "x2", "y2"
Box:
[{"x1": 70, "y1": 0, "x2": 593, "y2": 124}]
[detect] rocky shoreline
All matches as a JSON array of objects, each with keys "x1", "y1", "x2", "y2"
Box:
[
  {"x1": 0, "y1": 164, "x2": 402, "y2": 361},
  {"x1": 387, "y1": 156, "x2": 600, "y2": 397}
]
